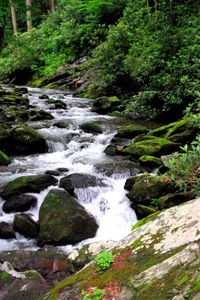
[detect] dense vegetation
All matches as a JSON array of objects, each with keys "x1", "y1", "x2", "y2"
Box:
[{"x1": 0, "y1": 0, "x2": 200, "y2": 120}]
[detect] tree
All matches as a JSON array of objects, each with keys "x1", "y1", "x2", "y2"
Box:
[
  {"x1": 25, "y1": 0, "x2": 32, "y2": 30},
  {"x1": 50, "y1": 0, "x2": 55, "y2": 13},
  {"x1": 10, "y1": 0, "x2": 18, "y2": 35}
]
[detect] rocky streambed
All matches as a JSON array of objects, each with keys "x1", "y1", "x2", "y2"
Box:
[{"x1": 0, "y1": 85, "x2": 199, "y2": 299}]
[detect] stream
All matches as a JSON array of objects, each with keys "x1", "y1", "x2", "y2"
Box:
[{"x1": 0, "y1": 86, "x2": 140, "y2": 253}]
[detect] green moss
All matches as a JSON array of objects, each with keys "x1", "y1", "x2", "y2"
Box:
[
  {"x1": 132, "y1": 211, "x2": 160, "y2": 230},
  {"x1": 0, "y1": 149, "x2": 11, "y2": 165},
  {"x1": 139, "y1": 155, "x2": 163, "y2": 168},
  {"x1": 0, "y1": 271, "x2": 10, "y2": 282}
]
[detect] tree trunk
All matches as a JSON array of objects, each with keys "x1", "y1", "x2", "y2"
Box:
[
  {"x1": 50, "y1": 0, "x2": 55, "y2": 13},
  {"x1": 25, "y1": 0, "x2": 32, "y2": 31},
  {"x1": 10, "y1": 0, "x2": 18, "y2": 35}
]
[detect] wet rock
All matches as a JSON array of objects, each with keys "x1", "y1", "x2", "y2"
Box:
[
  {"x1": 124, "y1": 175, "x2": 149, "y2": 191},
  {"x1": 59, "y1": 173, "x2": 107, "y2": 196},
  {"x1": 157, "y1": 192, "x2": 196, "y2": 210},
  {"x1": 13, "y1": 213, "x2": 39, "y2": 238},
  {"x1": 115, "y1": 123, "x2": 148, "y2": 139},
  {"x1": 2, "y1": 194, "x2": 37, "y2": 213},
  {"x1": 127, "y1": 175, "x2": 177, "y2": 205},
  {"x1": 46, "y1": 99, "x2": 67, "y2": 109},
  {"x1": 0, "y1": 222, "x2": 16, "y2": 239},
  {"x1": 53, "y1": 120, "x2": 70, "y2": 128},
  {"x1": 39, "y1": 94, "x2": 49, "y2": 99},
  {"x1": 0, "y1": 174, "x2": 57, "y2": 199},
  {"x1": 29, "y1": 109, "x2": 54, "y2": 121},
  {"x1": 38, "y1": 189, "x2": 98, "y2": 246},
  {"x1": 91, "y1": 96, "x2": 121, "y2": 114},
  {"x1": 151, "y1": 118, "x2": 197, "y2": 144},
  {"x1": 123, "y1": 136, "x2": 179, "y2": 158},
  {"x1": 131, "y1": 204, "x2": 158, "y2": 219},
  {"x1": 104, "y1": 144, "x2": 123, "y2": 156},
  {"x1": 45, "y1": 170, "x2": 61, "y2": 176},
  {"x1": 9, "y1": 125, "x2": 47, "y2": 154},
  {"x1": 95, "y1": 160, "x2": 145, "y2": 177},
  {"x1": 14, "y1": 87, "x2": 28, "y2": 95},
  {"x1": 1, "y1": 94, "x2": 29, "y2": 106},
  {"x1": 139, "y1": 155, "x2": 163, "y2": 169},
  {"x1": 80, "y1": 121, "x2": 103, "y2": 134},
  {"x1": 0, "y1": 129, "x2": 11, "y2": 153},
  {"x1": 0, "y1": 150, "x2": 11, "y2": 166}
]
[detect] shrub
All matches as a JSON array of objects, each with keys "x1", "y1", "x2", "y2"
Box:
[{"x1": 95, "y1": 251, "x2": 114, "y2": 270}]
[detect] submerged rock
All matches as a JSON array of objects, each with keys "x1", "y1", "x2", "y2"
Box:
[
  {"x1": 0, "y1": 174, "x2": 57, "y2": 199},
  {"x1": 38, "y1": 189, "x2": 98, "y2": 246},
  {"x1": 13, "y1": 213, "x2": 39, "y2": 238},
  {"x1": 59, "y1": 173, "x2": 107, "y2": 196},
  {"x1": 3, "y1": 194, "x2": 37, "y2": 213}
]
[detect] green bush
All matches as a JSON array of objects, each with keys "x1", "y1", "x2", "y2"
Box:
[{"x1": 94, "y1": 251, "x2": 114, "y2": 270}]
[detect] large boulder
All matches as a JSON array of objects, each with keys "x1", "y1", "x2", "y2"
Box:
[
  {"x1": 43, "y1": 198, "x2": 200, "y2": 300},
  {"x1": 0, "y1": 150, "x2": 11, "y2": 166},
  {"x1": 80, "y1": 121, "x2": 103, "y2": 134},
  {"x1": 95, "y1": 160, "x2": 145, "y2": 177},
  {"x1": 91, "y1": 96, "x2": 121, "y2": 114},
  {"x1": 59, "y1": 173, "x2": 107, "y2": 196},
  {"x1": 139, "y1": 155, "x2": 163, "y2": 169},
  {"x1": 0, "y1": 222, "x2": 16, "y2": 239},
  {"x1": 13, "y1": 214, "x2": 39, "y2": 238},
  {"x1": 151, "y1": 118, "x2": 197, "y2": 144},
  {"x1": 29, "y1": 110, "x2": 54, "y2": 121},
  {"x1": 3, "y1": 194, "x2": 37, "y2": 213},
  {"x1": 115, "y1": 123, "x2": 148, "y2": 139},
  {"x1": 9, "y1": 125, "x2": 47, "y2": 154},
  {"x1": 38, "y1": 189, "x2": 98, "y2": 246},
  {"x1": 0, "y1": 174, "x2": 57, "y2": 200},
  {"x1": 122, "y1": 136, "x2": 179, "y2": 158},
  {"x1": 127, "y1": 175, "x2": 177, "y2": 205}
]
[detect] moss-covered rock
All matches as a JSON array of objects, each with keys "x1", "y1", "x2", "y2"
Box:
[
  {"x1": 123, "y1": 136, "x2": 179, "y2": 158},
  {"x1": 0, "y1": 174, "x2": 57, "y2": 199},
  {"x1": 0, "y1": 150, "x2": 11, "y2": 166},
  {"x1": 132, "y1": 204, "x2": 158, "y2": 219},
  {"x1": 79, "y1": 121, "x2": 103, "y2": 134},
  {"x1": 46, "y1": 99, "x2": 67, "y2": 109},
  {"x1": 151, "y1": 118, "x2": 197, "y2": 144},
  {"x1": 139, "y1": 155, "x2": 163, "y2": 169},
  {"x1": 127, "y1": 175, "x2": 177, "y2": 205},
  {"x1": 13, "y1": 213, "x2": 39, "y2": 238},
  {"x1": 29, "y1": 110, "x2": 54, "y2": 121},
  {"x1": 115, "y1": 123, "x2": 148, "y2": 139},
  {"x1": 91, "y1": 96, "x2": 121, "y2": 114},
  {"x1": 157, "y1": 192, "x2": 196, "y2": 210},
  {"x1": 38, "y1": 189, "x2": 98, "y2": 246},
  {"x1": 9, "y1": 125, "x2": 47, "y2": 154}
]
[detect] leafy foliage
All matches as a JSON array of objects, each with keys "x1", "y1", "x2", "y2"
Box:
[
  {"x1": 80, "y1": 288, "x2": 105, "y2": 300},
  {"x1": 95, "y1": 251, "x2": 114, "y2": 270}
]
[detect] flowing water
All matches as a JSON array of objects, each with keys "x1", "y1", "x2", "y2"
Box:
[{"x1": 0, "y1": 87, "x2": 139, "y2": 253}]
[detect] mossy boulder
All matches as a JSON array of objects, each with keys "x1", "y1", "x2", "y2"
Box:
[
  {"x1": 3, "y1": 194, "x2": 37, "y2": 213},
  {"x1": 139, "y1": 155, "x2": 163, "y2": 169},
  {"x1": 91, "y1": 96, "x2": 121, "y2": 114},
  {"x1": 132, "y1": 204, "x2": 158, "y2": 219},
  {"x1": 13, "y1": 213, "x2": 39, "y2": 238},
  {"x1": 1, "y1": 94, "x2": 29, "y2": 106},
  {"x1": 0, "y1": 174, "x2": 57, "y2": 199},
  {"x1": 115, "y1": 123, "x2": 148, "y2": 139},
  {"x1": 2, "y1": 108, "x2": 29, "y2": 124},
  {"x1": 9, "y1": 125, "x2": 47, "y2": 154},
  {"x1": 38, "y1": 189, "x2": 98, "y2": 246},
  {"x1": 151, "y1": 118, "x2": 197, "y2": 144},
  {"x1": 124, "y1": 174, "x2": 149, "y2": 191},
  {"x1": 123, "y1": 136, "x2": 179, "y2": 159},
  {"x1": 80, "y1": 121, "x2": 103, "y2": 134},
  {"x1": 46, "y1": 99, "x2": 67, "y2": 109},
  {"x1": 127, "y1": 175, "x2": 177, "y2": 205},
  {"x1": 157, "y1": 192, "x2": 196, "y2": 210},
  {"x1": 14, "y1": 87, "x2": 28, "y2": 95},
  {"x1": 0, "y1": 150, "x2": 11, "y2": 166}
]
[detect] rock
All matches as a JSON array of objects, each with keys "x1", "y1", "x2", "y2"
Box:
[
  {"x1": 0, "y1": 128, "x2": 12, "y2": 153},
  {"x1": 13, "y1": 214, "x2": 39, "y2": 238},
  {"x1": 14, "y1": 87, "x2": 28, "y2": 94},
  {"x1": 59, "y1": 173, "x2": 107, "y2": 196},
  {"x1": 104, "y1": 144, "x2": 123, "y2": 156},
  {"x1": 29, "y1": 110, "x2": 54, "y2": 121},
  {"x1": 80, "y1": 121, "x2": 103, "y2": 134},
  {"x1": 1, "y1": 94, "x2": 29, "y2": 106},
  {"x1": 45, "y1": 170, "x2": 60, "y2": 176},
  {"x1": 53, "y1": 120, "x2": 69, "y2": 128},
  {"x1": 9, "y1": 125, "x2": 47, "y2": 154},
  {"x1": 91, "y1": 96, "x2": 121, "y2": 114},
  {"x1": 0, "y1": 150, "x2": 11, "y2": 166},
  {"x1": 115, "y1": 123, "x2": 148, "y2": 138},
  {"x1": 124, "y1": 174, "x2": 149, "y2": 191},
  {"x1": 46, "y1": 99, "x2": 67, "y2": 109},
  {"x1": 151, "y1": 118, "x2": 197, "y2": 144},
  {"x1": 0, "y1": 174, "x2": 57, "y2": 199},
  {"x1": 123, "y1": 136, "x2": 179, "y2": 158},
  {"x1": 139, "y1": 155, "x2": 163, "y2": 169},
  {"x1": 38, "y1": 189, "x2": 98, "y2": 246},
  {"x1": 2, "y1": 194, "x2": 37, "y2": 213},
  {"x1": 39, "y1": 94, "x2": 49, "y2": 99},
  {"x1": 131, "y1": 204, "x2": 158, "y2": 219},
  {"x1": 2, "y1": 108, "x2": 29, "y2": 124},
  {"x1": 0, "y1": 222, "x2": 16, "y2": 239},
  {"x1": 95, "y1": 160, "x2": 145, "y2": 177},
  {"x1": 157, "y1": 192, "x2": 196, "y2": 210},
  {"x1": 127, "y1": 175, "x2": 177, "y2": 205}
]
